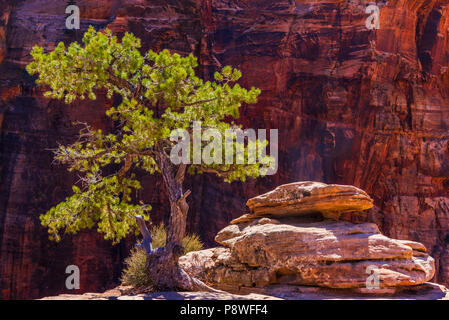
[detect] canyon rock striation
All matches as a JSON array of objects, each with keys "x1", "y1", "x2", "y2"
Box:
[{"x1": 1, "y1": 0, "x2": 449, "y2": 299}]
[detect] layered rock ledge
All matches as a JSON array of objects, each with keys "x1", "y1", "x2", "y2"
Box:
[
  {"x1": 179, "y1": 182, "x2": 440, "y2": 298},
  {"x1": 232, "y1": 181, "x2": 374, "y2": 223}
]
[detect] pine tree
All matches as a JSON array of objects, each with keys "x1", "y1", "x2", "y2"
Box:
[{"x1": 26, "y1": 26, "x2": 272, "y2": 290}]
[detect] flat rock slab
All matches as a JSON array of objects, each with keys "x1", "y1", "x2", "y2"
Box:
[
  {"x1": 244, "y1": 282, "x2": 449, "y2": 300},
  {"x1": 233, "y1": 181, "x2": 373, "y2": 224},
  {"x1": 39, "y1": 283, "x2": 449, "y2": 300},
  {"x1": 39, "y1": 291, "x2": 281, "y2": 300},
  {"x1": 181, "y1": 219, "x2": 435, "y2": 290}
]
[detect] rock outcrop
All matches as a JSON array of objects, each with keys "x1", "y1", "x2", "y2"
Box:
[
  {"x1": 233, "y1": 181, "x2": 374, "y2": 223},
  {"x1": 1, "y1": 0, "x2": 449, "y2": 299},
  {"x1": 180, "y1": 182, "x2": 438, "y2": 297}
]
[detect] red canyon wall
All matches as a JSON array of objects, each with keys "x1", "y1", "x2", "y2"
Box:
[{"x1": 1, "y1": 0, "x2": 449, "y2": 299}]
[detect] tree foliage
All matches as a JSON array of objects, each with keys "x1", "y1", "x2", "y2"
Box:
[{"x1": 27, "y1": 27, "x2": 271, "y2": 244}]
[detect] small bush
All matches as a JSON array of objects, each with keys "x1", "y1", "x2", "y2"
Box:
[
  {"x1": 150, "y1": 223, "x2": 167, "y2": 250},
  {"x1": 121, "y1": 246, "x2": 152, "y2": 288},
  {"x1": 182, "y1": 233, "x2": 204, "y2": 254},
  {"x1": 121, "y1": 223, "x2": 204, "y2": 288}
]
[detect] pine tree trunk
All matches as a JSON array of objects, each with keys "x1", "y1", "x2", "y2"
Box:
[{"x1": 141, "y1": 148, "x2": 219, "y2": 292}]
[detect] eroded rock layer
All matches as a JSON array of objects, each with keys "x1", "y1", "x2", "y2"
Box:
[
  {"x1": 180, "y1": 218, "x2": 435, "y2": 293},
  {"x1": 233, "y1": 181, "x2": 373, "y2": 223}
]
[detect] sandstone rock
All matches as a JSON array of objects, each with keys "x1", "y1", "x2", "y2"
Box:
[
  {"x1": 180, "y1": 219, "x2": 435, "y2": 292},
  {"x1": 39, "y1": 282, "x2": 449, "y2": 300},
  {"x1": 224, "y1": 282, "x2": 449, "y2": 300},
  {"x1": 248, "y1": 182, "x2": 373, "y2": 218},
  {"x1": 234, "y1": 181, "x2": 373, "y2": 223},
  {"x1": 39, "y1": 288, "x2": 281, "y2": 300}
]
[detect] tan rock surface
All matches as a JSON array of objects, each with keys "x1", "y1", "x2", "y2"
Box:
[
  {"x1": 39, "y1": 282, "x2": 449, "y2": 300},
  {"x1": 235, "y1": 182, "x2": 374, "y2": 224},
  {"x1": 40, "y1": 290, "x2": 281, "y2": 300}
]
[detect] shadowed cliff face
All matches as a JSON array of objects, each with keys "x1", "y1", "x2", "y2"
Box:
[{"x1": 1, "y1": 0, "x2": 449, "y2": 299}]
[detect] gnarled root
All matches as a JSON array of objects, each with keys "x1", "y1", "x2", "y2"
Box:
[{"x1": 146, "y1": 243, "x2": 223, "y2": 293}]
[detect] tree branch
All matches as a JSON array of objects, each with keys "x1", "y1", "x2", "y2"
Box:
[
  {"x1": 118, "y1": 154, "x2": 134, "y2": 177},
  {"x1": 194, "y1": 166, "x2": 233, "y2": 178},
  {"x1": 135, "y1": 215, "x2": 153, "y2": 254},
  {"x1": 175, "y1": 163, "x2": 187, "y2": 185},
  {"x1": 181, "y1": 97, "x2": 217, "y2": 107}
]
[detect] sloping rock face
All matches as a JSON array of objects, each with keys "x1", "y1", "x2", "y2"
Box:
[
  {"x1": 2, "y1": 0, "x2": 449, "y2": 299},
  {"x1": 180, "y1": 219, "x2": 435, "y2": 293}
]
